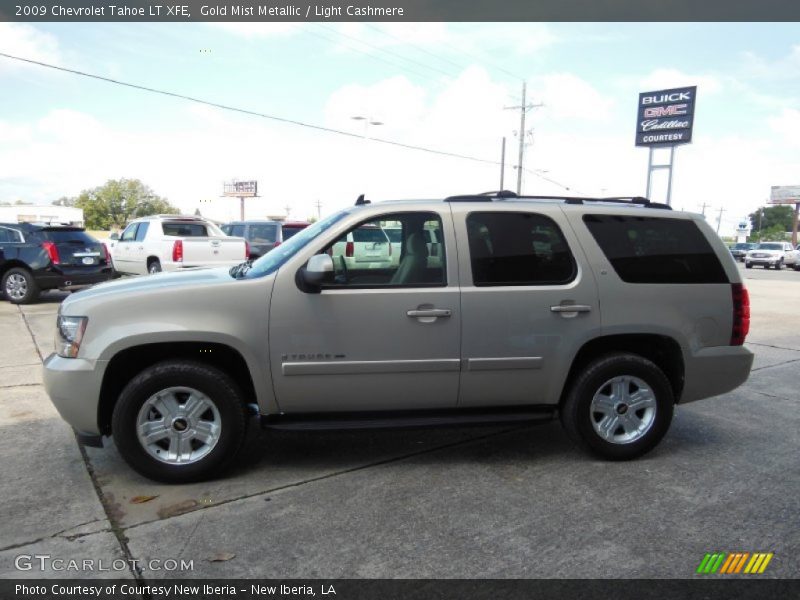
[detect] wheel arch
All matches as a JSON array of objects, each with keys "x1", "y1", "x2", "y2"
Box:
[
  {"x1": 97, "y1": 341, "x2": 257, "y2": 435},
  {"x1": 560, "y1": 334, "x2": 685, "y2": 406}
]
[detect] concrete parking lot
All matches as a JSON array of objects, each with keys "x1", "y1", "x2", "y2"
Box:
[{"x1": 1, "y1": 264, "x2": 798, "y2": 580}]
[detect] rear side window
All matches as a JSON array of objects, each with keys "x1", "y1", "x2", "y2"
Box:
[
  {"x1": 352, "y1": 227, "x2": 389, "y2": 243},
  {"x1": 37, "y1": 229, "x2": 97, "y2": 244},
  {"x1": 162, "y1": 222, "x2": 208, "y2": 237},
  {"x1": 0, "y1": 227, "x2": 23, "y2": 243},
  {"x1": 227, "y1": 225, "x2": 245, "y2": 237},
  {"x1": 583, "y1": 215, "x2": 728, "y2": 284},
  {"x1": 134, "y1": 222, "x2": 149, "y2": 242},
  {"x1": 281, "y1": 225, "x2": 306, "y2": 240},
  {"x1": 467, "y1": 212, "x2": 576, "y2": 286},
  {"x1": 249, "y1": 224, "x2": 278, "y2": 242}
]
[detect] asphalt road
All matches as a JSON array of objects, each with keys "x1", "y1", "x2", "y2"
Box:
[{"x1": 1, "y1": 263, "x2": 798, "y2": 580}]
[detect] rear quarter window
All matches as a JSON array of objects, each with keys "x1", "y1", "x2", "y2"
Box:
[
  {"x1": 583, "y1": 214, "x2": 728, "y2": 284},
  {"x1": 162, "y1": 222, "x2": 208, "y2": 237}
]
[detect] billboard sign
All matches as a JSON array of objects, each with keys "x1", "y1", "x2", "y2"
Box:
[
  {"x1": 635, "y1": 86, "x2": 697, "y2": 147},
  {"x1": 223, "y1": 180, "x2": 258, "y2": 197},
  {"x1": 769, "y1": 185, "x2": 800, "y2": 204}
]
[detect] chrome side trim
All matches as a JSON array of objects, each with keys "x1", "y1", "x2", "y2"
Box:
[
  {"x1": 466, "y1": 357, "x2": 543, "y2": 371},
  {"x1": 282, "y1": 359, "x2": 461, "y2": 376}
]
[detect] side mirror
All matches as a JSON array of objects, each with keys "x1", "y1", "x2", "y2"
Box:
[
  {"x1": 297, "y1": 253, "x2": 334, "y2": 293},
  {"x1": 109, "y1": 232, "x2": 119, "y2": 240}
]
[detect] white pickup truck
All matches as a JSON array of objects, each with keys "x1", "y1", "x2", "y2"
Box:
[{"x1": 110, "y1": 215, "x2": 248, "y2": 275}]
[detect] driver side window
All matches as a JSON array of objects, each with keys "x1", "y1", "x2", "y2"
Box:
[
  {"x1": 120, "y1": 223, "x2": 138, "y2": 242},
  {"x1": 322, "y1": 212, "x2": 446, "y2": 288}
]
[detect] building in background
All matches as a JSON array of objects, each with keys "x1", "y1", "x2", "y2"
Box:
[{"x1": 0, "y1": 205, "x2": 84, "y2": 226}]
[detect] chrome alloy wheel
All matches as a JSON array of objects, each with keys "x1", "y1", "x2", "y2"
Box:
[
  {"x1": 136, "y1": 386, "x2": 221, "y2": 465},
  {"x1": 5, "y1": 273, "x2": 28, "y2": 301},
  {"x1": 589, "y1": 376, "x2": 657, "y2": 444}
]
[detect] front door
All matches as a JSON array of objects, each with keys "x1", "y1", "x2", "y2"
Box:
[{"x1": 269, "y1": 210, "x2": 461, "y2": 413}]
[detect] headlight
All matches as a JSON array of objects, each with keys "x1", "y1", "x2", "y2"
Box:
[{"x1": 56, "y1": 316, "x2": 88, "y2": 358}]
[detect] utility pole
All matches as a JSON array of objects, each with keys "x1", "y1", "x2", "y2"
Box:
[
  {"x1": 716, "y1": 207, "x2": 726, "y2": 234},
  {"x1": 699, "y1": 201, "x2": 710, "y2": 217},
  {"x1": 314, "y1": 199, "x2": 322, "y2": 220},
  {"x1": 504, "y1": 82, "x2": 542, "y2": 195},
  {"x1": 500, "y1": 137, "x2": 506, "y2": 191}
]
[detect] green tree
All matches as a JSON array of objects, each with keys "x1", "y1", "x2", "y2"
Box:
[
  {"x1": 748, "y1": 205, "x2": 794, "y2": 236},
  {"x1": 74, "y1": 179, "x2": 178, "y2": 230}
]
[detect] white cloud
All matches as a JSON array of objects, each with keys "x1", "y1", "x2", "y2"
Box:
[
  {"x1": 768, "y1": 108, "x2": 800, "y2": 147},
  {"x1": 207, "y1": 23, "x2": 299, "y2": 39},
  {"x1": 0, "y1": 23, "x2": 62, "y2": 71},
  {"x1": 531, "y1": 73, "x2": 615, "y2": 121},
  {"x1": 639, "y1": 68, "x2": 723, "y2": 95}
]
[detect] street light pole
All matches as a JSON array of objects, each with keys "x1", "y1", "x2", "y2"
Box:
[{"x1": 351, "y1": 115, "x2": 384, "y2": 195}]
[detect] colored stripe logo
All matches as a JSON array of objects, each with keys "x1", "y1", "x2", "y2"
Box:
[{"x1": 696, "y1": 552, "x2": 773, "y2": 574}]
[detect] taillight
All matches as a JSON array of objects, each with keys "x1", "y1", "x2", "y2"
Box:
[
  {"x1": 172, "y1": 240, "x2": 183, "y2": 262},
  {"x1": 731, "y1": 283, "x2": 750, "y2": 346},
  {"x1": 102, "y1": 243, "x2": 112, "y2": 264},
  {"x1": 42, "y1": 241, "x2": 60, "y2": 264},
  {"x1": 245, "y1": 241, "x2": 250, "y2": 259},
  {"x1": 274, "y1": 240, "x2": 282, "y2": 247},
  {"x1": 345, "y1": 241, "x2": 354, "y2": 257}
]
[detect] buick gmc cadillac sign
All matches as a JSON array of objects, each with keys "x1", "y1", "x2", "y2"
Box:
[{"x1": 635, "y1": 86, "x2": 697, "y2": 147}]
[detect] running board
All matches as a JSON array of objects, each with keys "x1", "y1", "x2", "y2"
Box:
[{"x1": 260, "y1": 407, "x2": 556, "y2": 432}]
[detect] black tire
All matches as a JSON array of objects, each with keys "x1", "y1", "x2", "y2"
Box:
[
  {"x1": 745, "y1": 262, "x2": 752, "y2": 269},
  {"x1": 560, "y1": 353, "x2": 674, "y2": 460},
  {"x1": 112, "y1": 360, "x2": 247, "y2": 482},
  {"x1": 777, "y1": 260, "x2": 784, "y2": 270},
  {"x1": 2, "y1": 267, "x2": 40, "y2": 304},
  {"x1": 147, "y1": 259, "x2": 162, "y2": 274}
]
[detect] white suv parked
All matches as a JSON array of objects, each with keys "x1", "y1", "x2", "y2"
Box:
[{"x1": 744, "y1": 242, "x2": 799, "y2": 270}]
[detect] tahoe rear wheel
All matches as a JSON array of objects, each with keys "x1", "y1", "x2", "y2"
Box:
[
  {"x1": 112, "y1": 361, "x2": 247, "y2": 482},
  {"x1": 560, "y1": 353, "x2": 674, "y2": 460},
  {"x1": 147, "y1": 259, "x2": 162, "y2": 274}
]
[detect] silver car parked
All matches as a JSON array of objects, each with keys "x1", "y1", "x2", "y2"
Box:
[{"x1": 43, "y1": 193, "x2": 753, "y2": 482}]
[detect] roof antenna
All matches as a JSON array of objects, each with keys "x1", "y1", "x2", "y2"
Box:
[{"x1": 355, "y1": 194, "x2": 370, "y2": 206}]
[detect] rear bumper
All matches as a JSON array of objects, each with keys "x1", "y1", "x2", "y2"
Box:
[
  {"x1": 36, "y1": 266, "x2": 115, "y2": 290},
  {"x1": 680, "y1": 345, "x2": 754, "y2": 403}
]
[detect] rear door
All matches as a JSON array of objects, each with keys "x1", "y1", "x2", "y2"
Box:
[{"x1": 454, "y1": 205, "x2": 601, "y2": 408}]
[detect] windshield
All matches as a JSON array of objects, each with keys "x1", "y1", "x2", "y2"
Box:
[
  {"x1": 756, "y1": 243, "x2": 783, "y2": 250},
  {"x1": 242, "y1": 210, "x2": 350, "y2": 278}
]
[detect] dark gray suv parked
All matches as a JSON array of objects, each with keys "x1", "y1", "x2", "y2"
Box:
[{"x1": 222, "y1": 220, "x2": 310, "y2": 259}]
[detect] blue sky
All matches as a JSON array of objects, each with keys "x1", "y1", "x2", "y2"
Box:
[{"x1": 1, "y1": 22, "x2": 799, "y2": 231}]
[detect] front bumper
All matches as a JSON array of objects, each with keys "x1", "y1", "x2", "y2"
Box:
[
  {"x1": 680, "y1": 345, "x2": 754, "y2": 403},
  {"x1": 43, "y1": 353, "x2": 108, "y2": 436}
]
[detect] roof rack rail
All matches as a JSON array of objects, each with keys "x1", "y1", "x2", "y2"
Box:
[{"x1": 443, "y1": 192, "x2": 671, "y2": 210}]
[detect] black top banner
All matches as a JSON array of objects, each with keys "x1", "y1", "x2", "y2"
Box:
[
  {"x1": 2, "y1": 0, "x2": 800, "y2": 22},
  {"x1": 635, "y1": 86, "x2": 697, "y2": 148}
]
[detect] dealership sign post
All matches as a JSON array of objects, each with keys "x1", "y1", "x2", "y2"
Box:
[
  {"x1": 769, "y1": 185, "x2": 800, "y2": 245},
  {"x1": 635, "y1": 86, "x2": 697, "y2": 206},
  {"x1": 223, "y1": 180, "x2": 258, "y2": 220}
]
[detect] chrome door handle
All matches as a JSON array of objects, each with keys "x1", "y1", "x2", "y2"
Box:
[
  {"x1": 407, "y1": 309, "x2": 452, "y2": 318},
  {"x1": 550, "y1": 304, "x2": 592, "y2": 313}
]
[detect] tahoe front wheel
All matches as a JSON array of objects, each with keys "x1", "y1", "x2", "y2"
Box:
[
  {"x1": 112, "y1": 361, "x2": 247, "y2": 482},
  {"x1": 560, "y1": 353, "x2": 674, "y2": 460}
]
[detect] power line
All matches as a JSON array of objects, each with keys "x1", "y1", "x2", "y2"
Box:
[
  {"x1": 0, "y1": 51, "x2": 496, "y2": 166},
  {"x1": 316, "y1": 24, "x2": 461, "y2": 82},
  {"x1": 0, "y1": 51, "x2": 584, "y2": 193}
]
